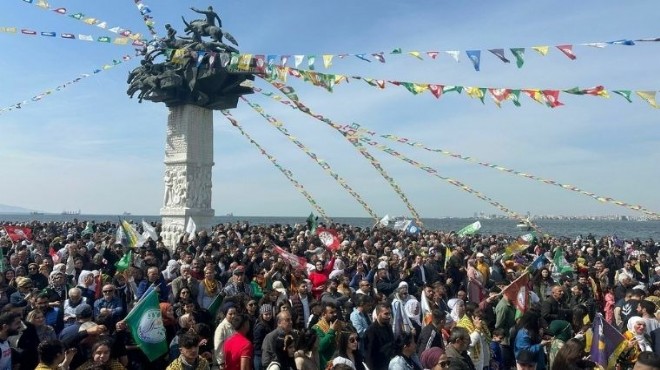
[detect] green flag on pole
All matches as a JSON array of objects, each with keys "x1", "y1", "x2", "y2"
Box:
[
  {"x1": 456, "y1": 221, "x2": 481, "y2": 237},
  {"x1": 306, "y1": 212, "x2": 318, "y2": 234},
  {"x1": 553, "y1": 248, "x2": 574, "y2": 274},
  {"x1": 115, "y1": 250, "x2": 132, "y2": 272},
  {"x1": 0, "y1": 247, "x2": 6, "y2": 273},
  {"x1": 207, "y1": 293, "x2": 224, "y2": 320},
  {"x1": 124, "y1": 289, "x2": 167, "y2": 361}
]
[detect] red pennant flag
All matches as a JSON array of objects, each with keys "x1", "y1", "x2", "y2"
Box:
[
  {"x1": 489, "y1": 88, "x2": 511, "y2": 106},
  {"x1": 53, "y1": 8, "x2": 67, "y2": 14},
  {"x1": 556, "y1": 44, "x2": 577, "y2": 60},
  {"x1": 542, "y1": 90, "x2": 564, "y2": 108},
  {"x1": 254, "y1": 55, "x2": 266, "y2": 73},
  {"x1": 583, "y1": 85, "x2": 605, "y2": 96},
  {"x1": 429, "y1": 84, "x2": 443, "y2": 99},
  {"x1": 273, "y1": 246, "x2": 308, "y2": 270},
  {"x1": 502, "y1": 272, "x2": 531, "y2": 312},
  {"x1": 3, "y1": 226, "x2": 33, "y2": 242},
  {"x1": 316, "y1": 228, "x2": 340, "y2": 251},
  {"x1": 426, "y1": 51, "x2": 439, "y2": 59}
]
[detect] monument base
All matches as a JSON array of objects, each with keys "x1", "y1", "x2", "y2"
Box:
[{"x1": 160, "y1": 104, "x2": 216, "y2": 249}]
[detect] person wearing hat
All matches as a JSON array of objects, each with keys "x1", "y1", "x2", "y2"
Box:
[
  {"x1": 253, "y1": 304, "x2": 275, "y2": 370},
  {"x1": 420, "y1": 347, "x2": 449, "y2": 370},
  {"x1": 515, "y1": 349, "x2": 537, "y2": 370},
  {"x1": 222, "y1": 266, "x2": 253, "y2": 298},
  {"x1": 375, "y1": 260, "x2": 402, "y2": 297},
  {"x1": 10, "y1": 277, "x2": 36, "y2": 308},
  {"x1": 43, "y1": 270, "x2": 71, "y2": 304}
]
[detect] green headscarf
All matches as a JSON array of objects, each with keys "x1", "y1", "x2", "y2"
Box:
[{"x1": 548, "y1": 320, "x2": 573, "y2": 342}]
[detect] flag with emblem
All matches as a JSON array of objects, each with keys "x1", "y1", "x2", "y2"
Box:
[
  {"x1": 274, "y1": 246, "x2": 308, "y2": 270},
  {"x1": 501, "y1": 271, "x2": 530, "y2": 312},
  {"x1": 590, "y1": 313, "x2": 626, "y2": 370},
  {"x1": 124, "y1": 289, "x2": 168, "y2": 361},
  {"x1": 316, "y1": 228, "x2": 340, "y2": 251},
  {"x1": 3, "y1": 226, "x2": 33, "y2": 242},
  {"x1": 456, "y1": 221, "x2": 481, "y2": 237}
]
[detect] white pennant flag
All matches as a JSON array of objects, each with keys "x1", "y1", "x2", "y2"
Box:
[
  {"x1": 141, "y1": 220, "x2": 158, "y2": 241},
  {"x1": 378, "y1": 214, "x2": 391, "y2": 227},
  {"x1": 185, "y1": 217, "x2": 197, "y2": 236},
  {"x1": 445, "y1": 50, "x2": 460, "y2": 62},
  {"x1": 294, "y1": 55, "x2": 304, "y2": 68}
]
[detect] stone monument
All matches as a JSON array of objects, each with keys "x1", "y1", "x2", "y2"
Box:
[{"x1": 127, "y1": 6, "x2": 256, "y2": 247}]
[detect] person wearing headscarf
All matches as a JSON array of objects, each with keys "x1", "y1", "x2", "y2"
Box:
[
  {"x1": 620, "y1": 316, "x2": 653, "y2": 369},
  {"x1": 76, "y1": 270, "x2": 96, "y2": 304},
  {"x1": 420, "y1": 347, "x2": 448, "y2": 370},
  {"x1": 406, "y1": 298, "x2": 423, "y2": 338},
  {"x1": 43, "y1": 270, "x2": 70, "y2": 303},
  {"x1": 392, "y1": 282, "x2": 414, "y2": 337},
  {"x1": 466, "y1": 259, "x2": 485, "y2": 305},
  {"x1": 162, "y1": 260, "x2": 181, "y2": 282},
  {"x1": 448, "y1": 298, "x2": 465, "y2": 324},
  {"x1": 547, "y1": 320, "x2": 573, "y2": 369}
]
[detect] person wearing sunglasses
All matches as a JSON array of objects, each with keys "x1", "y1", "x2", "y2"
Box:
[
  {"x1": 331, "y1": 330, "x2": 367, "y2": 370},
  {"x1": 421, "y1": 347, "x2": 450, "y2": 370}
]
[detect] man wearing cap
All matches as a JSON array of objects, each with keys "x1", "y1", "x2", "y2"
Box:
[
  {"x1": 375, "y1": 260, "x2": 401, "y2": 297},
  {"x1": 515, "y1": 350, "x2": 537, "y2": 370},
  {"x1": 223, "y1": 266, "x2": 253, "y2": 298}
]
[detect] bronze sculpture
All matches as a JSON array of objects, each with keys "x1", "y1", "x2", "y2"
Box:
[{"x1": 126, "y1": 6, "x2": 255, "y2": 109}]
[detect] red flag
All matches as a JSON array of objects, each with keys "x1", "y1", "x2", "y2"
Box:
[
  {"x1": 3, "y1": 226, "x2": 33, "y2": 242},
  {"x1": 556, "y1": 44, "x2": 577, "y2": 60},
  {"x1": 429, "y1": 84, "x2": 443, "y2": 99},
  {"x1": 542, "y1": 90, "x2": 564, "y2": 108},
  {"x1": 273, "y1": 246, "x2": 308, "y2": 270},
  {"x1": 94, "y1": 274, "x2": 103, "y2": 300},
  {"x1": 49, "y1": 247, "x2": 61, "y2": 264},
  {"x1": 316, "y1": 228, "x2": 340, "y2": 251},
  {"x1": 501, "y1": 271, "x2": 530, "y2": 312}
]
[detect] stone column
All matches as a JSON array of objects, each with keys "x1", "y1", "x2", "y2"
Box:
[{"x1": 160, "y1": 104, "x2": 215, "y2": 248}]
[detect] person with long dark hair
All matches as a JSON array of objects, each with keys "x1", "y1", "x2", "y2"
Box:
[
  {"x1": 267, "y1": 334, "x2": 296, "y2": 370},
  {"x1": 388, "y1": 331, "x2": 423, "y2": 370},
  {"x1": 253, "y1": 304, "x2": 275, "y2": 370},
  {"x1": 330, "y1": 330, "x2": 366, "y2": 370},
  {"x1": 551, "y1": 338, "x2": 595, "y2": 370},
  {"x1": 514, "y1": 311, "x2": 550, "y2": 370},
  {"x1": 294, "y1": 328, "x2": 319, "y2": 370}
]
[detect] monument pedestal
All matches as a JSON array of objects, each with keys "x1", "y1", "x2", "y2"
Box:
[{"x1": 160, "y1": 104, "x2": 215, "y2": 248}]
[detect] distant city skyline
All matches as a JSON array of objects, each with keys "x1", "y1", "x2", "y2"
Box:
[{"x1": 1, "y1": 1, "x2": 659, "y2": 219}]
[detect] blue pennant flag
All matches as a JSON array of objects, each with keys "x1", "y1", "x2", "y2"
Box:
[{"x1": 466, "y1": 50, "x2": 481, "y2": 71}]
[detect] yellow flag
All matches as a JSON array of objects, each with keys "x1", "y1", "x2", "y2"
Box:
[
  {"x1": 83, "y1": 18, "x2": 98, "y2": 25},
  {"x1": 466, "y1": 87, "x2": 485, "y2": 100},
  {"x1": 113, "y1": 37, "x2": 129, "y2": 45},
  {"x1": 276, "y1": 67, "x2": 288, "y2": 82},
  {"x1": 636, "y1": 91, "x2": 659, "y2": 108},
  {"x1": 37, "y1": 0, "x2": 49, "y2": 8},
  {"x1": 532, "y1": 46, "x2": 549, "y2": 56},
  {"x1": 238, "y1": 54, "x2": 253, "y2": 71},
  {"x1": 322, "y1": 55, "x2": 334, "y2": 68},
  {"x1": 129, "y1": 33, "x2": 143, "y2": 40},
  {"x1": 408, "y1": 51, "x2": 423, "y2": 60}
]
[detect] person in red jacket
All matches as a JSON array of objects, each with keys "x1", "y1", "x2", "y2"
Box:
[{"x1": 309, "y1": 257, "x2": 335, "y2": 300}]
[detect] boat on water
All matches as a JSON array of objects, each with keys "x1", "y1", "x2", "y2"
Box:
[
  {"x1": 30, "y1": 211, "x2": 44, "y2": 215},
  {"x1": 61, "y1": 210, "x2": 81, "y2": 215},
  {"x1": 225, "y1": 213, "x2": 234, "y2": 217},
  {"x1": 516, "y1": 219, "x2": 533, "y2": 231},
  {"x1": 122, "y1": 212, "x2": 132, "y2": 216}
]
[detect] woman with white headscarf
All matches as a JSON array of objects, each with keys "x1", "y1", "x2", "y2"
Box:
[
  {"x1": 162, "y1": 259, "x2": 180, "y2": 282},
  {"x1": 392, "y1": 282, "x2": 414, "y2": 337},
  {"x1": 447, "y1": 298, "x2": 465, "y2": 324},
  {"x1": 620, "y1": 316, "x2": 653, "y2": 368},
  {"x1": 405, "y1": 298, "x2": 423, "y2": 337},
  {"x1": 76, "y1": 270, "x2": 96, "y2": 303}
]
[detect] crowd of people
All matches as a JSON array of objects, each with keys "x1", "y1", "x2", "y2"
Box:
[{"x1": 1, "y1": 219, "x2": 660, "y2": 370}]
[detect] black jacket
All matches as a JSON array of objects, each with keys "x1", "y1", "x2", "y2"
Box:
[
  {"x1": 417, "y1": 323, "x2": 444, "y2": 354},
  {"x1": 365, "y1": 321, "x2": 395, "y2": 370}
]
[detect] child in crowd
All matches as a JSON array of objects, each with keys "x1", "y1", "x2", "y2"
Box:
[{"x1": 490, "y1": 328, "x2": 505, "y2": 370}]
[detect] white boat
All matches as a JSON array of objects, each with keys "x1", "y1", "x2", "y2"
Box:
[{"x1": 516, "y1": 219, "x2": 533, "y2": 230}]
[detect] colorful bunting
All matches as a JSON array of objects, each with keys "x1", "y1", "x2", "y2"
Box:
[
  {"x1": 221, "y1": 110, "x2": 331, "y2": 223},
  {"x1": 241, "y1": 97, "x2": 380, "y2": 222},
  {"x1": 132, "y1": 0, "x2": 159, "y2": 38}
]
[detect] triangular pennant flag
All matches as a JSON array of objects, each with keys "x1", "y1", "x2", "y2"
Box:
[
  {"x1": 322, "y1": 54, "x2": 333, "y2": 68},
  {"x1": 445, "y1": 50, "x2": 460, "y2": 62},
  {"x1": 636, "y1": 91, "x2": 659, "y2": 108},
  {"x1": 408, "y1": 51, "x2": 423, "y2": 60},
  {"x1": 53, "y1": 7, "x2": 67, "y2": 14},
  {"x1": 429, "y1": 84, "x2": 443, "y2": 99},
  {"x1": 280, "y1": 55, "x2": 289, "y2": 66},
  {"x1": 584, "y1": 86, "x2": 609, "y2": 98},
  {"x1": 510, "y1": 48, "x2": 525, "y2": 68},
  {"x1": 489, "y1": 88, "x2": 511, "y2": 107},
  {"x1": 113, "y1": 37, "x2": 129, "y2": 45},
  {"x1": 372, "y1": 52, "x2": 385, "y2": 63},
  {"x1": 293, "y1": 55, "x2": 304, "y2": 68},
  {"x1": 510, "y1": 89, "x2": 522, "y2": 107},
  {"x1": 307, "y1": 55, "x2": 316, "y2": 70},
  {"x1": 390, "y1": 48, "x2": 402, "y2": 54},
  {"x1": 531, "y1": 46, "x2": 549, "y2": 56},
  {"x1": 523, "y1": 89, "x2": 545, "y2": 104},
  {"x1": 96, "y1": 21, "x2": 107, "y2": 29},
  {"x1": 443, "y1": 85, "x2": 463, "y2": 94},
  {"x1": 78, "y1": 34, "x2": 93, "y2": 41},
  {"x1": 489, "y1": 49, "x2": 510, "y2": 63},
  {"x1": 426, "y1": 51, "x2": 439, "y2": 59},
  {"x1": 608, "y1": 39, "x2": 635, "y2": 46},
  {"x1": 98, "y1": 36, "x2": 111, "y2": 43},
  {"x1": 542, "y1": 90, "x2": 564, "y2": 108},
  {"x1": 465, "y1": 87, "x2": 486, "y2": 103},
  {"x1": 556, "y1": 44, "x2": 577, "y2": 60},
  {"x1": 612, "y1": 90, "x2": 633, "y2": 103},
  {"x1": 583, "y1": 42, "x2": 607, "y2": 48},
  {"x1": 465, "y1": 50, "x2": 481, "y2": 71},
  {"x1": 400, "y1": 82, "x2": 429, "y2": 95},
  {"x1": 355, "y1": 54, "x2": 371, "y2": 62}
]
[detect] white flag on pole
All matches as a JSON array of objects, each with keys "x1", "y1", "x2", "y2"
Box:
[
  {"x1": 185, "y1": 217, "x2": 197, "y2": 236},
  {"x1": 378, "y1": 214, "x2": 391, "y2": 227},
  {"x1": 141, "y1": 220, "x2": 158, "y2": 241}
]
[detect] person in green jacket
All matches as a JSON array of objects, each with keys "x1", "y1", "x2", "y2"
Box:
[{"x1": 312, "y1": 301, "x2": 341, "y2": 370}]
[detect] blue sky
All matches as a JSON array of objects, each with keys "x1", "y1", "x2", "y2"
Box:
[{"x1": 1, "y1": 0, "x2": 659, "y2": 218}]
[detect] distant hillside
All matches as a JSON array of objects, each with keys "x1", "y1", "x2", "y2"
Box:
[{"x1": 0, "y1": 204, "x2": 36, "y2": 214}]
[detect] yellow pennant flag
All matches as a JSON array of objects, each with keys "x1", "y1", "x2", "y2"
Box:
[
  {"x1": 37, "y1": 0, "x2": 49, "y2": 9},
  {"x1": 636, "y1": 91, "x2": 659, "y2": 108},
  {"x1": 532, "y1": 46, "x2": 549, "y2": 56},
  {"x1": 408, "y1": 51, "x2": 423, "y2": 60},
  {"x1": 238, "y1": 54, "x2": 253, "y2": 71},
  {"x1": 322, "y1": 54, "x2": 334, "y2": 68},
  {"x1": 524, "y1": 89, "x2": 546, "y2": 105},
  {"x1": 171, "y1": 49, "x2": 187, "y2": 64},
  {"x1": 276, "y1": 67, "x2": 288, "y2": 82},
  {"x1": 113, "y1": 37, "x2": 129, "y2": 45},
  {"x1": 466, "y1": 87, "x2": 485, "y2": 100},
  {"x1": 83, "y1": 18, "x2": 98, "y2": 25}
]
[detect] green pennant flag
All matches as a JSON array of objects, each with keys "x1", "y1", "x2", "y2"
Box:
[
  {"x1": 124, "y1": 289, "x2": 168, "y2": 361},
  {"x1": 456, "y1": 221, "x2": 481, "y2": 237},
  {"x1": 563, "y1": 87, "x2": 585, "y2": 95},
  {"x1": 519, "y1": 232, "x2": 536, "y2": 243},
  {"x1": 553, "y1": 248, "x2": 574, "y2": 274},
  {"x1": 306, "y1": 212, "x2": 318, "y2": 234},
  {"x1": 510, "y1": 48, "x2": 525, "y2": 68},
  {"x1": 613, "y1": 90, "x2": 633, "y2": 103},
  {"x1": 115, "y1": 250, "x2": 132, "y2": 272},
  {"x1": 443, "y1": 85, "x2": 463, "y2": 94},
  {"x1": 390, "y1": 48, "x2": 402, "y2": 54},
  {"x1": 510, "y1": 89, "x2": 522, "y2": 106},
  {"x1": 207, "y1": 293, "x2": 224, "y2": 320}
]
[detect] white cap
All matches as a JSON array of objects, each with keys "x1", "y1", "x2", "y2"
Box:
[
  {"x1": 476, "y1": 252, "x2": 485, "y2": 258},
  {"x1": 377, "y1": 261, "x2": 388, "y2": 270}
]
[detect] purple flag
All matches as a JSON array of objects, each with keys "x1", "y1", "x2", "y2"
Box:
[{"x1": 590, "y1": 314, "x2": 627, "y2": 370}]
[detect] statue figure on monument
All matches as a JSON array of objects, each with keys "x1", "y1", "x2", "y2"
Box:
[
  {"x1": 164, "y1": 170, "x2": 174, "y2": 206},
  {"x1": 190, "y1": 6, "x2": 222, "y2": 29}
]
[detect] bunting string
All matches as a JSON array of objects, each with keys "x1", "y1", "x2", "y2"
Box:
[
  {"x1": 220, "y1": 110, "x2": 332, "y2": 223},
  {"x1": 240, "y1": 97, "x2": 381, "y2": 222},
  {"x1": 0, "y1": 54, "x2": 134, "y2": 115},
  {"x1": 264, "y1": 66, "x2": 659, "y2": 109},
  {"x1": 231, "y1": 36, "x2": 658, "y2": 72},
  {"x1": 19, "y1": 0, "x2": 147, "y2": 46},
  {"x1": 257, "y1": 79, "x2": 424, "y2": 226},
  {"x1": 250, "y1": 82, "x2": 660, "y2": 219},
  {"x1": 130, "y1": 0, "x2": 159, "y2": 39},
  {"x1": 0, "y1": 26, "x2": 137, "y2": 46}
]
